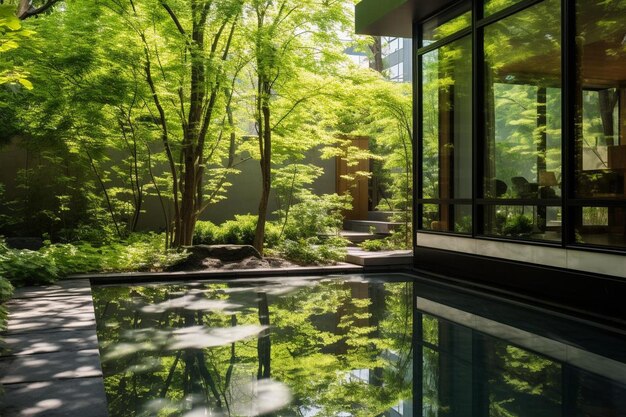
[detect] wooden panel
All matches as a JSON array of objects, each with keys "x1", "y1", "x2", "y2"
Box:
[{"x1": 336, "y1": 136, "x2": 370, "y2": 220}]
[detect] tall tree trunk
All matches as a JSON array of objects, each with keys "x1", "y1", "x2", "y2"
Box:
[
  {"x1": 369, "y1": 36, "x2": 384, "y2": 73},
  {"x1": 177, "y1": 12, "x2": 207, "y2": 247},
  {"x1": 254, "y1": 83, "x2": 272, "y2": 254}
]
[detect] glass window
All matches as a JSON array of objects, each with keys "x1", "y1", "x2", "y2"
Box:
[
  {"x1": 421, "y1": 2, "x2": 471, "y2": 47},
  {"x1": 483, "y1": 0, "x2": 523, "y2": 18},
  {"x1": 422, "y1": 314, "x2": 439, "y2": 345},
  {"x1": 422, "y1": 204, "x2": 473, "y2": 234},
  {"x1": 573, "y1": 0, "x2": 626, "y2": 249},
  {"x1": 483, "y1": 205, "x2": 562, "y2": 241},
  {"x1": 482, "y1": 0, "x2": 561, "y2": 240},
  {"x1": 574, "y1": 207, "x2": 626, "y2": 248},
  {"x1": 421, "y1": 35, "x2": 473, "y2": 201},
  {"x1": 483, "y1": 0, "x2": 561, "y2": 200},
  {"x1": 382, "y1": 37, "x2": 402, "y2": 56},
  {"x1": 388, "y1": 63, "x2": 404, "y2": 82}
]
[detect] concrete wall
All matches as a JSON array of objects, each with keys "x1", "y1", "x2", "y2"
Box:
[
  {"x1": 0, "y1": 139, "x2": 28, "y2": 203},
  {"x1": 0, "y1": 138, "x2": 337, "y2": 231},
  {"x1": 137, "y1": 149, "x2": 337, "y2": 230}
]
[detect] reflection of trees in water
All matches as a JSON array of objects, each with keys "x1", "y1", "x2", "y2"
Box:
[
  {"x1": 489, "y1": 342, "x2": 561, "y2": 417},
  {"x1": 93, "y1": 280, "x2": 413, "y2": 417}
]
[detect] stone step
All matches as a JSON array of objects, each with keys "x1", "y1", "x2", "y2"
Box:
[
  {"x1": 338, "y1": 230, "x2": 386, "y2": 245},
  {"x1": 344, "y1": 247, "x2": 413, "y2": 267},
  {"x1": 343, "y1": 220, "x2": 402, "y2": 234},
  {"x1": 366, "y1": 211, "x2": 397, "y2": 222}
]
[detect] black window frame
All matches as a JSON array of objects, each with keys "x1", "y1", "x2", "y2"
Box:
[{"x1": 414, "y1": 0, "x2": 626, "y2": 253}]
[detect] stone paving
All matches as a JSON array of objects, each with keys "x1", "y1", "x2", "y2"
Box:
[{"x1": 0, "y1": 279, "x2": 108, "y2": 417}]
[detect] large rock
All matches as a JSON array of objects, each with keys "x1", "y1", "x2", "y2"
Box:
[
  {"x1": 169, "y1": 245, "x2": 262, "y2": 271},
  {"x1": 190, "y1": 245, "x2": 262, "y2": 261}
]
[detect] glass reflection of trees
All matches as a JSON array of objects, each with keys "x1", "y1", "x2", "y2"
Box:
[
  {"x1": 482, "y1": 0, "x2": 562, "y2": 242},
  {"x1": 574, "y1": 0, "x2": 626, "y2": 248},
  {"x1": 93, "y1": 279, "x2": 413, "y2": 417},
  {"x1": 421, "y1": 34, "x2": 472, "y2": 234},
  {"x1": 419, "y1": 0, "x2": 626, "y2": 250}
]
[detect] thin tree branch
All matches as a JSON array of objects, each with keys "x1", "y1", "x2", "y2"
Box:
[{"x1": 18, "y1": 0, "x2": 60, "y2": 20}]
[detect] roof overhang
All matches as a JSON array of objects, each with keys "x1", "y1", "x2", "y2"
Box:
[{"x1": 355, "y1": 0, "x2": 456, "y2": 38}]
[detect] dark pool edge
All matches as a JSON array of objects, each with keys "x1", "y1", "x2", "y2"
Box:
[
  {"x1": 410, "y1": 268, "x2": 626, "y2": 340},
  {"x1": 74, "y1": 264, "x2": 417, "y2": 286}
]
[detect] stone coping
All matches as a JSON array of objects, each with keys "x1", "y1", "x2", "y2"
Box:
[
  {"x1": 0, "y1": 279, "x2": 109, "y2": 417},
  {"x1": 70, "y1": 251, "x2": 416, "y2": 285}
]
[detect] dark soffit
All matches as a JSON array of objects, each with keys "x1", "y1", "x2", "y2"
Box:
[{"x1": 355, "y1": 0, "x2": 457, "y2": 38}]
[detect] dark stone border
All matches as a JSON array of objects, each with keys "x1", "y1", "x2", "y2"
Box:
[{"x1": 414, "y1": 246, "x2": 626, "y2": 330}]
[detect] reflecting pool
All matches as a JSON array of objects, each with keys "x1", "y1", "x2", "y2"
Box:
[
  {"x1": 93, "y1": 276, "x2": 414, "y2": 417},
  {"x1": 93, "y1": 274, "x2": 626, "y2": 417}
]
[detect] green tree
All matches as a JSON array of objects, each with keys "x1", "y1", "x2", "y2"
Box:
[
  {"x1": 108, "y1": 0, "x2": 246, "y2": 247},
  {"x1": 247, "y1": 0, "x2": 353, "y2": 254},
  {"x1": 0, "y1": 4, "x2": 33, "y2": 88}
]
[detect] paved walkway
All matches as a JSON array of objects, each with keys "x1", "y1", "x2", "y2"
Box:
[{"x1": 0, "y1": 279, "x2": 108, "y2": 417}]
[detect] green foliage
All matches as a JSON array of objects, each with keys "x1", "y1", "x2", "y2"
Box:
[
  {"x1": 0, "y1": 0, "x2": 406, "y2": 257},
  {"x1": 359, "y1": 229, "x2": 413, "y2": 252},
  {"x1": 216, "y1": 215, "x2": 261, "y2": 246},
  {"x1": 455, "y1": 215, "x2": 473, "y2": 234},
  {"x1": 0, "y1": 5, "x2": 34, "y2": 89},
  {"x1": 0, "y1": 275, "x2": 14, "y2": 332},
  {"x1": 359, "y1": 239, "x2": 389, "y2": 252},
  {"x1": 193, "y1": 221, "x2": 220, "y2": 245},
  {"x1": 44, "y1": 233, "x2": 188, "y2": 274},
  {"x1": 0, "y1": 237, "x2": 59, "y2": 286},
  {"x1": 502, "y1": 214, "x2": 534, "y2": 237},
  {"x1": 282, "y1": 193, "x2": 351, "y2": 241},
  {"x1": 278, "y1": 237, "x2": 347, "y2": 265},
  {"x1": 194, "y1": 216, "x2": 281, "y2": 248},
  {"x1": 0, "y1": 234, "x2": 186, "y2": 287}
]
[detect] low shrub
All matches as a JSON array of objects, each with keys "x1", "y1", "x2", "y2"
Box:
[
  {"x1": 193, "y1": 221, "x2": 220, "y2": 245},
  {"x1": 101, "y1": 233, "x2": 188, "y2": 272},
  {"x1": 282, "y1": 194, "x2": 351, "y2": 241},
  {"x1": 359, "y1": 230, "x2": 413, "y2": 252},
  {"x1": 279, "y1": 237, "x2": 347, "y2": 265},
  {"x1": 216, "y1": 215, "x2": 258, "y2": 245},
  {"x1": 502, "y1": 214, "x2": 533, "y2": 237},
  {"x1": 359, "y1": 239, "x2": 388, "y2": 252},
  {"x1": 195, "y1": 216, "x2": 281, "y2": 248},
  {"x1": 0, "y1": 238, "x2": 59, "y2": 286},
  {"x1": 0, "y1": 234, "x2": 187, "y2": 287},
  {"x1": 61, "y1": 233, "x2": 187, "y2": 273}
]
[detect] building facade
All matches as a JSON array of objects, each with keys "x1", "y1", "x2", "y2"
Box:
[
  {"x1": 382, "y1": 36, "x2": 413, "y2": 83},
  {"x1": 356, "y1": 0, "x2": 626, "y2": 325}
]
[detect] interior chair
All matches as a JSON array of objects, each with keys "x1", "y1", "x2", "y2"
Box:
[{"x1": 511, "y1": 177, "x2": 538, "y2": 199}]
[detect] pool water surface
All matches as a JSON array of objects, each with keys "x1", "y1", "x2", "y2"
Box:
[{"x1": 92, "y1": 274, "x2": 626, "y2": 417}]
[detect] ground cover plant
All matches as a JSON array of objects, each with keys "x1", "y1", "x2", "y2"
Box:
[{"x1": 0, "y1": 235, "x2": 186, "y2": 286}]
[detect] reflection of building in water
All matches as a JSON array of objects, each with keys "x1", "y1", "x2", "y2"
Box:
[
  {"x1": 415, "y1": 294, "x2": 626, "y2": 417},
  {"x1": 355, "y1": 0, "x2": 626, "y2": 325}
]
